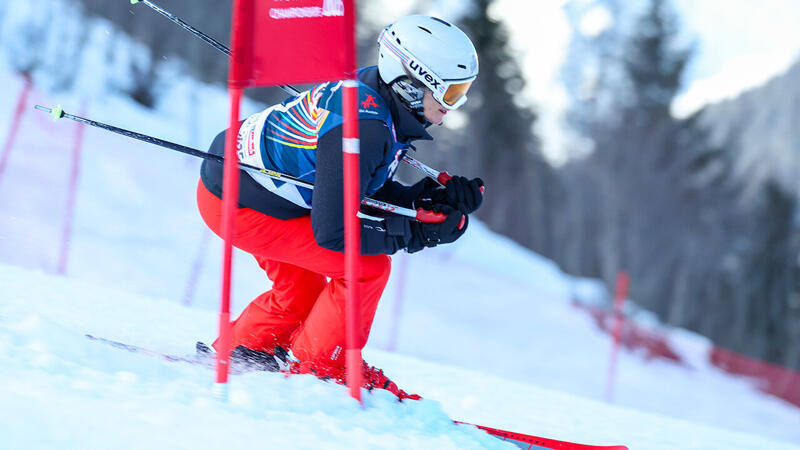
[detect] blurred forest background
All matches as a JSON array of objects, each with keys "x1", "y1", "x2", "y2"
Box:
[{"x1": 3, "y1": 0, "x2": 798, "y2": 370}]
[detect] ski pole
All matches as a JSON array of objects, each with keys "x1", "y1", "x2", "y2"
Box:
[
  {"x1": 401, "y1": 154, "x2": 484, "y2": 195},
  {"x1": 129, "y1": 0, "x2": 468, "y2": 188},
  {"x1": 129, "y1": 0, "x2": 299, "y2": 97},
  {"x1": 401, "y1": 154, "x2": 453, "y2": 186},
  {"x1": 34, "y1": 105, "x2": 451, "y2": 225}
]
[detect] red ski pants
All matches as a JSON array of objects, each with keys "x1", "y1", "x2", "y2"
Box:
[{"x1": 196, "y1": 180, "x2": 391, "y2": 372}]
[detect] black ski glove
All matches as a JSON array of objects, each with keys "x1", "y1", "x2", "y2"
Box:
[
  {"x1": 417, "y1": 176, "x2": 484, "y2": 215},
  {"x1": 406, "y1": 206, "x2": 468, "y2": 254}
]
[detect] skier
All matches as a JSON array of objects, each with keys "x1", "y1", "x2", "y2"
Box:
[{"x1": 196, "y1": 15, "x2": 483, "y2": 399}]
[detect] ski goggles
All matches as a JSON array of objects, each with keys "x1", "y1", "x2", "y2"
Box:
[
  {"x1": 378, "y1": 29, "x2": 475, "y2": 110},
  {"x1": 441, "y1": 79, "x2": 474, "y2": 108}
]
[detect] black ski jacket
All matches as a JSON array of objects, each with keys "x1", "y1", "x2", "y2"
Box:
[{"x1": 200, "y1": 66, "x2": 434, "y2": 255}]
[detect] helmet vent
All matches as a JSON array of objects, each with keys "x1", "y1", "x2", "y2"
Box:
[
  {"x1": 418, "y1": 26, "x2": 432, "y2": 34},
  {"x1": 458, "y1": 64, "x2": 467, "y2": 69},
  {"x1": 430, "y1": 17, "x2": 452, "y2": 27}
]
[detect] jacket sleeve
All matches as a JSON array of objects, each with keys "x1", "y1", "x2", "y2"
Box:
[
  {"x1": 311, "y1": 120, "x2": 412, "y2": 255},
  {"x1": 371, "y1": 177, "x2": 438, "y2": 208}
]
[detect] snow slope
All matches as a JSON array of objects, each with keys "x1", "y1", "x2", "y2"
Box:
[
  {"x1": 2, "y1": 263, "x2": 800, "y2": 450},
  {"x1": 1, "y1": 9, "x2": 799, "y2": 447}
]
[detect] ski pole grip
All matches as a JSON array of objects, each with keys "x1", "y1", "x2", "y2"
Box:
[
  {"x1": 415, "y1": 209, "x2": 466, "y2": 230},
  {"x1": 437, "y1": 171, "x2": 486, "y2": 195},
  {"x1": 415, "y1": 208, "x2": 447, "y2": 224}
]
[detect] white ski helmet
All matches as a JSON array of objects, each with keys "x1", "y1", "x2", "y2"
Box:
[{"x1": 378, "y1": 15, "x2": 478, "y2": 112}]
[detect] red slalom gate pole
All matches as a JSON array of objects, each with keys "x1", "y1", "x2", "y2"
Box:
[
  {"x1": 342, "y1": 78, "x2": 363, "y2": 403},
  {"x1": 214, "y1": 86, "x2": 242, "y2": 399},
  {"x1": 0, "y1": 73, "x2": 33, "y2": 184},
  {"x1": 605, "y1": 270, "x2": 629, "y2": 403},
  {"x1": 215, "y1": 0, "x2": 251, "y2": 400},
  {"x1": 57, "y1": 100, "x2": 87, "y2": 275}
]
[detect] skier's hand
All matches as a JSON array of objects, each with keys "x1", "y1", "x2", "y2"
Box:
[
  {"x1": 416, "y1": 176, "x2": 484, "y2": 215},
  {"x1": 406, "y1": 205, "x2": 467, "y2": 253},
  {"x1": 443, "y1": 176, "x2": 484, "y2": 214}
]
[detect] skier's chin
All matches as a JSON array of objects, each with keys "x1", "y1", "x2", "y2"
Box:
[{"x1": 426, "y1": 112, "x2": 445, "y2": 126}]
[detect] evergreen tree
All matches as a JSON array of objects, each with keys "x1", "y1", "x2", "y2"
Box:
[
  {"x1": 560, "y1": 0, "x2": 800, "y2": 370},
  {"x1": 457, "y1": 0, "x2": 558, "y2": 251},
  {"x1": 621, "y1": 0, "x2": 690, "y2": 116},
  {"x1": 562, "y1": 0, "x2": 693, "y2": 284},
  {"x1": 734, "y1": 183, "x2": 799, "y2": 366}
]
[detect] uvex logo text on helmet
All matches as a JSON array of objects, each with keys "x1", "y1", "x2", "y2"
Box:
[{"x1": 408, "y1": 60, "x2": 441, "y2": 89}]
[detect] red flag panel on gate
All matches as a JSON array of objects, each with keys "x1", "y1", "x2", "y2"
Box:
[{"x1": 231, "y1": 0, "x2": 355, "y2": 88}]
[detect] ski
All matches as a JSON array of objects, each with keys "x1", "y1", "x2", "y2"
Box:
[
  {"x1": 84, "y1": 334, "x2": 269, "y2": 375},
  {"x1": 455, "y1": 422, "x2": 627, "y2": 450},
  {"x1": 85, "y1": 334, "x2": 212, "y2": 367},
  {"x1": 86, "y1": 334, "x2": 627, "y2": 450}
]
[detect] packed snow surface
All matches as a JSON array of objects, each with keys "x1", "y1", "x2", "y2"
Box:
[{"x1": 2, "y1": 263, "x2": 799, "y2": 450}]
